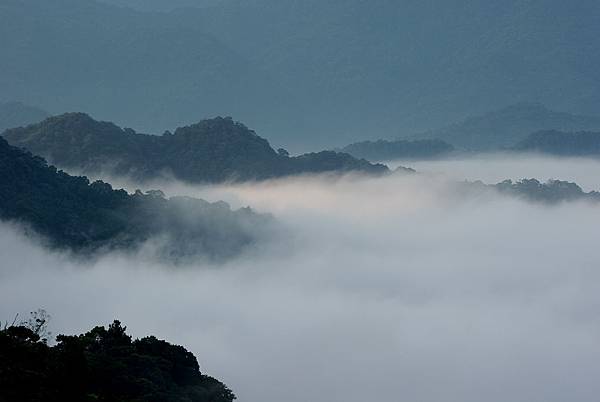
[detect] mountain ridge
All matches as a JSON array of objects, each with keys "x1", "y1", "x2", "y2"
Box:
[
  {"x1": 3, "y1": 113, "x2": 390, "y2": 183},
  {"x1": 409, "y1": 103, "x2": 600, "y2": 151},
  {"x1": 4, "y1": 0, "x2": 600, "y2": 148}
]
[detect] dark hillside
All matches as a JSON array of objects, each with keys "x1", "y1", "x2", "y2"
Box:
[
  {"x1": 4, "y1": 114, "x2": 389, "y2": 183},
  {"x1": 0, "y1": 135, "x2": 269, "y2": 260},
  {"x1": 0, "y1": 319, "x2": 236, "y2": 402}
]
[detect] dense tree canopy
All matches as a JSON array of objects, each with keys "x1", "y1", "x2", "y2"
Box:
[{"x1": 0, "y1": 319, "x2": 235, "y2": 402}]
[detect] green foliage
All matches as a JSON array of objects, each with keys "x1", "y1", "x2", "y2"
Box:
[
  {"x1": 0, "y1": 136, "x2": 271, "y2": 260},
  {"x1": 513, "y1": 130, "x2": 600, "y2": 156},
  {"x1": 3, "y1": 114, "x2": 389, "y2": 183},
  {"x1": 0, "y1": 320, "x2": 236, "y2": 402}
]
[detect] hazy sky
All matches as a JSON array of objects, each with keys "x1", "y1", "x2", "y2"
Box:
[
  {"x1": 2, "y1": 157, "x2": 600, "y2": 402},
  {"x1": 98, "y1": 0, "x2": 220, "y2": 12}
]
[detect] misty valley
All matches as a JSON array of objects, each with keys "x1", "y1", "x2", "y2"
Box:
[
  {"x1": 2, "y1": 1, "x2": 600, "y2": 402},
  {"x1": 3, "y1": 109, "x2": 600, "y2": 402}
]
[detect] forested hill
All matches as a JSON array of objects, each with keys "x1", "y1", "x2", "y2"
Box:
[
  {"x1": 3, "y1": 113, "x2": 389, "y2": 183},
  {"x1": 0, "y1": 136, "x2": 270, "y2": 261},
  {"x1": 0, "y1": 318, "x2": 236, "y2": 402},
  {"x1": 513, "y1": 130, "x2": 600, "y2": 156}
]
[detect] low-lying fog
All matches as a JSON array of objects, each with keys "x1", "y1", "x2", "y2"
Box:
[
  {"x1": 386, "y1": 153, "x2": 600, "y2": 191},
  {"x1": 2, "y1": 155, "x2": 600, "y2": 402}
]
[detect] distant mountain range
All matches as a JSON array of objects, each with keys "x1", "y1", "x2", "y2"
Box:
[
  {"x1": 410, "y1": 103, "x2": 600, "y2": 151},
  {"x1": 0, "y1": 102, "x2": 49, "y2": 133},
  {"x1": 340, "y1": 103, "x2": 600, "y2": 159},
  {"x1": 4, "y1": 0, "x2": 600, "y2": 148},
  {"x1": 340, "y1": 139, "x2": 454, "y2": 162},
  {"x1": 514, "y1": 130, "x2": 600, "y2": 156},
  {"x1": 0, "y1": 0, "x2": 292, "y2": 144},
  {"x1": 2, "y1": 113, "x2": 389, "y2": 183},
  {"x1": 1, "y1": 123, "x2": 596, "y2": 261},
  {"x1": 0, "y1": 135, "x2": 270, "y2": 260}
]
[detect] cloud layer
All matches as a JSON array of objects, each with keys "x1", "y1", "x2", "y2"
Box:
[{"x1": 2, "y1": 156, "x2": 600, "y2": 402}]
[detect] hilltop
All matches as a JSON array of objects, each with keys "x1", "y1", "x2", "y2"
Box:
[
  {"x1": 0, "y1": 318, "x2": 235, "y2": 402},
  {"x1": 3, "y1": 113, "x2": 389, "y2": 183}
]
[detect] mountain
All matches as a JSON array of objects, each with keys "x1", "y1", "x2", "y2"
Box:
[
  {"x1": 3, "y1": 113, "x2": 389, "y2": 183},
  {"x1": 0, "y1": 135, "x2": 269, "y2": 260},
  {"x1": 188, "y1": 0, "x2": 600, "y2": 146},
  {"x1": 0, "y1": 0, "x2": 293, "y2": 144},
  {"x1": 411, "y1": 103, "x2": 600, "y2": 151},
  {"x1": 0, "y1": 102, "x2": 49, "y2": 133},
  {"x1": 340, "y1": 139, "x2": 454, "y2": 162},
  {"x1": 513, "y1": 130, "x2": 600, "y2": 156},
  {"x1": 4, "y1": 0, "x2": 600, "y2": 149},
  {"x1": 0, "y1": 318, "x2": 235, "y2": 402}
]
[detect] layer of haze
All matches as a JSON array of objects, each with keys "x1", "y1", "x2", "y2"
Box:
[
  {"x1": 2, "y1": 156, "x2": 600, "y2": 402},
  {"x1": 387, "y1": 153, "x2": 600, "y2": 191}
]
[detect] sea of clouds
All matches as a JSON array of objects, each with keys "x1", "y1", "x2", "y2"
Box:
[{"x1": 2, "y1": 154, "x2": 600, "y2": 402}]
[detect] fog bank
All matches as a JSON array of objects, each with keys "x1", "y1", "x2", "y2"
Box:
[{"x1": 2, "y1": 162, "x2": 600, "y2": 402}]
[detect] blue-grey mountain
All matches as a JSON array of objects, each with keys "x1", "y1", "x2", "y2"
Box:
[
  {"x1": 410, "y1": 103, "x2": 600, "y2": 151},
  {"x1": 3, "y1": 0, "x2": 600, "y2": 148},
  {"x1": 514, "y1": 130, "x2": 600, "y2": 156}
]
